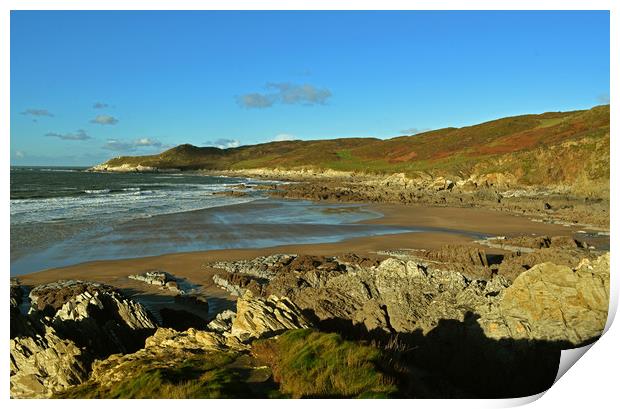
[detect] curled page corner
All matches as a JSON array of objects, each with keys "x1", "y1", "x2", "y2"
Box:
[{"x1": 554, "y1": 343, "x2": 594, "y2": 383}]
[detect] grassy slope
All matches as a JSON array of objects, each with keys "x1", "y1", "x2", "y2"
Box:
[
  {"x1": 253, "y1": 329, "x2": 398, "y2": 398},
  {"x1": 58, "y1": 330, "x2": 396, "y2": 399},
  {"x1": 103, "y1": 105, "x2": 609, "y2": 194}
]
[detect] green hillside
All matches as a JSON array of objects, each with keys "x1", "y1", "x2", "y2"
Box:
[{"x1": 99, "y1": 105, "x2": 610, "y2": 194}]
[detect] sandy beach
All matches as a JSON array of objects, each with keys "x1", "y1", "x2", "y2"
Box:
[{"x1": 17, "y1": 201, "x2": 588, "y2": 318}]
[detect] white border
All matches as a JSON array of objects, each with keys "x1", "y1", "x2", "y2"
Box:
[{"x1": 2, "y1": 2, "x2": 616, "y2": 408}]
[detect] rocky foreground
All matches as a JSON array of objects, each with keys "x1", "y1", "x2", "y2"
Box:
[{"x1": 10, "y1": 234, "x2": 609, "y2": 399}]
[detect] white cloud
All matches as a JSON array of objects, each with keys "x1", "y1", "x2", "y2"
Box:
[
  {"x1": 46, "y1": 129, "x2": 91, "y2": 141},
  {"x1": 102, "y1": 137, "x2": 166, "y2": 152},
  {"x1": 15, "y1": 150, "x2": 25, "y2": 158},
  {"x1": 135, "y1": 138, "x2": 163, "y2": 148},
  {"x1": 204, "y1": 138, "x2": 240, "y2": 149}
]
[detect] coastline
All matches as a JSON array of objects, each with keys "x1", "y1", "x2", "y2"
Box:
[{"x1": 17, "y1": 201, "x2": 583, "y2": 291}]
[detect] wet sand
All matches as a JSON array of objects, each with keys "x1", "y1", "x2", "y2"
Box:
[{"x1": 19, "y1": 202, "x2": 578, "y2": 292}]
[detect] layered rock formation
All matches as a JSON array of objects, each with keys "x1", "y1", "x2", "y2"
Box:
[
  {"x1": 484, "y1": 253, "x2": 610, "y2": 345},
  {"x1": 211, "y1": 251, "x2": 609, "y2": 345},
  {"x1": 10, "y1": 280, "x2": 157, "y2": 398},
  {"x1": 128, "y1": 270, "x2": 186, "y2": 294},
  {"x1": 231, "y1": 291, "x2": 312, "y2": 341}
]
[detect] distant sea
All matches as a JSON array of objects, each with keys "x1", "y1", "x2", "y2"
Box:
[
  {"x1": 10, "y1": 167, "x2": 413, "y2": 275},
  {"x1": 10, "y1": 166, "x2": 264, "y2": 224}
]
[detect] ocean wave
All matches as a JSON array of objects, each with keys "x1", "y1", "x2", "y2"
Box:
[
  {"x1": 41, "y1": 168, "x2": 80, "y2": 173},
  {"x1": 10, "y1": 186, "x2": 261, "y2": 225},
  {"x1": 84, "y1": 189, "x2": 111, "y2": 194}
]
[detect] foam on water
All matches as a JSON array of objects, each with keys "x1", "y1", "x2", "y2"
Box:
[{"x1": 11, "y1": 181, "x2": 259, "y2": 224}]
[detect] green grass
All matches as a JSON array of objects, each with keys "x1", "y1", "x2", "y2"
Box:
[
  {"x1": 57, "y1": 352, "x2": 282, "y2": 399},
  {"x1": 336, "y1": 149, "x2": 353, "y2": 160},
  {"x1": 253, "y1": 329, "x2": 398, "y2": 398},
  {"x1": 58, "y1": 330, "x2": 400, "y2": 399}
]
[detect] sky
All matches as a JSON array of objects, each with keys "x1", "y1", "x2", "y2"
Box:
[{"x1": 10, "y1": 10, "x2": 610, "y2": 166}]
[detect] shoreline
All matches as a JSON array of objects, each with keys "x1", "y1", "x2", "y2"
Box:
[{"x1": 17, "y1": 201, "x2": 586, "y2": 290}]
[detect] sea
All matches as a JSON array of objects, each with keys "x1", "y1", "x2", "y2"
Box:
[{"x1": 10, "y1": 167, "x2": 415, "y2": 275}]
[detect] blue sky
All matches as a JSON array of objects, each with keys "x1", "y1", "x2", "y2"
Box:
[{"x1": 11, "y1": 10, "x2": 610, "y2": 166}]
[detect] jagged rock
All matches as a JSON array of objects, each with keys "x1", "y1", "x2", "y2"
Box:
[
  {"x1": 212, "y1": 254, "x2": 295, "y2": 279},
  {"x1": 207, "y1": 310, "x2": 236, "y2": 333},
  {"x1": 144, "y1": 327, "x2": 240, "y2": 352},
  {"x1": 483, "y1": 253, "x2": 609, "y2": 345},
  {"x1": 255, "y1": 256, "x2": 509, "y2": 335},
  {"x1": 421, "y1": 244, "x2": 493, "y2": 279},
  {"x1": 424, "y1": 245, "x2": 489, "y2": 267},
  {"x1": 85, "y1": 327, "x2": 247, "y2": 391},
  {"x1": 11, "y1": 280, "x2": 158, "y2": 398},
  {"x1": 231, "y1": 291, "x2": 312, "y2": 341},
  {"x1": 10, "y1": 325, "x2": 90, "y2": 398},
  {"x1": 497, "y1": 247, "x2": 592, "y2": 282},
  {"x1": 213, "y1": 273, "x2": 266, "y2": 297},
  {"x1": 128, "y1": 271, "x2": 186, "y2": 294},
  {"x1": 480, "y1": 235, "x2": 587, "y2": 253}
]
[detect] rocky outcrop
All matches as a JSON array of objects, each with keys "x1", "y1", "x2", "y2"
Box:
[
  {"x1": 215, "y1": 254, "x2": 509, "y2": 335},
  {"x1": 83, "y1": 327, "x2": 247, "y2": 392},
  {"x1": 10, "y1": 280, "x2": 158, "y2": 398},
  {"x1": 421, "y1": 244, "x2": 493, "y2": 279},
  {"x1": 10, "y1": 324, "x2": 90, "y2": 398},
  {"x1": 128, "y1": 270, "x2": 194, "y2": 295},
  {"x1": 56, "y1": 290, "x2": 312, "y2": 396},
  {"x1": 231, "y1": 291, "x2": 312, "y2": 341},
  {"x1": 28, "y1": 281, "x2": 156, "y2": 355},
  {"x1": 482, "y1": 253, "x2": 610, "y2": 345},
  {"x1": 497, "y1": 247, "x2": 594, "y2": 282},
  {"x1": 207, "y1": 309, "x2": 236, "y2": 333},
  {"x1": 213, "y1": 252, "x2": 610, "y2": 345},
  {"x1": 478, "y1": 235, "x2": 590, "y2": 253},
  {"x1": 268, "y1": 175, "x2": 609, "y2": 228}
]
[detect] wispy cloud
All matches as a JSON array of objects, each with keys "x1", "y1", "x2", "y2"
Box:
[
  {"x1": 597, "y1": 93, "x2": 610, "y2": 104},
  {"x1": 204, "y1": 138, "x2": 240, "y2": 149},
  {"x1": 21, "y1": 108, "x2": 53, "y2": 117},
  {"x1": 271, "y1": 133, "x2": 297, "y2": 142},
  {"x1": 102, "y1": 137, "x2": 166, "y2": 152},
  {"x1": 90, "y1": 114, "x2": 119, "y2": 125},
  {"x1": 400, "y1": 127, "x2": 431, "y2": 135},
  {"x1": 238, "y1": 93, "x2": 275, "y2": 109},
  {"x1": 14, "y1": 150, "x2": 25, "y2": 159},
  {"x1": 93, "y1": 102, "x2": 109, "y2": 109},
  {"x1": 237, "y1": 82, "x2": 332, "y2": 109},
  {"x1": 45, "y1": 129, "x2": 91, "y2": 141},
  {"x1": 134, "y1": 138, "x2": 163, "y2": 148}
]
